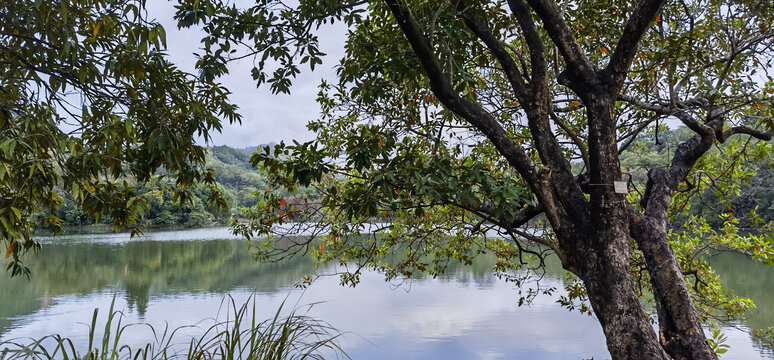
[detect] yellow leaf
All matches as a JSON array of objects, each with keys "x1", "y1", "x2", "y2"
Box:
[
  {"x1": 600, "y1": 46, "x2": 609, "y2": 55},
  {"x1": 4, "y1": 241, "x2": 15, "y2": 258},
  {"x1": 93, "y1": 21, "x2": 101, "y2": 37}
]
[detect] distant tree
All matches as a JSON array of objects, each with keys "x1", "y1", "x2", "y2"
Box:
[
  {"x1": 181, "y1": 0, "x2": 774, "y2": 358},
  {"x1": 205, "y1": 149, "x2": 269, "y2": 190},
  {"x1": 209, "y1": 145, "x2": 254, "y2": 169},
  {"x1": 0, "y1": 0, "x2": 239, "y2": 276}
]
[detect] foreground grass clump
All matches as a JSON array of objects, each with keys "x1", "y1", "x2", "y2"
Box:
[{"x1": 0, "y1": 294, "x2": 349, "y2": 360}]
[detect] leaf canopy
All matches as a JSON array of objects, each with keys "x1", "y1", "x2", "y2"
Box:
[{"x1": 1, "y1": 0, "x2": 239, "y2": 276}]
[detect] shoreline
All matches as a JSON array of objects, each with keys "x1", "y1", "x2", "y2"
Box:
[{"x1": 32, "y1": 222, "x2": 231, "y2": 237}]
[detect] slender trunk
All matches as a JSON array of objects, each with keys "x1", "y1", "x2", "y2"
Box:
[{"x1": 631, "y1": 210, "x2": 718, "y2": 359}]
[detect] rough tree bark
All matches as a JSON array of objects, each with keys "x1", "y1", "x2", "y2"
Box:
[{"x1": 384, "y1": 0, "x2": 772, "y2": 358}]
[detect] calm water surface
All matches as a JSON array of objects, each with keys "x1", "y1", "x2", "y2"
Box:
[{"x1": 1, "y1": 228, "x2": 772, "y2": 359}]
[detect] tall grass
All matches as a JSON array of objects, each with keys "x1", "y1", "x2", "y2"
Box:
[{"x1": 0, "y1": 294, "x2": 349, "y2": 360}]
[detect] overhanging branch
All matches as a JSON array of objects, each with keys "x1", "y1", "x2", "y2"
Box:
[
  {"x1": 384, "y1": 0, "x2": 557, "y2": 208},
  {"x1": 453, "y1": 1, "x2": 530, "y2": 100}
]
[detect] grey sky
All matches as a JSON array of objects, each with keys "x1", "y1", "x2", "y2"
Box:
[{"x1": 146, "y1": 1, "x2": 347, "y2": 148}]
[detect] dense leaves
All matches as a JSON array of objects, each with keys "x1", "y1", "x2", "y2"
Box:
[
  {"x1": 184, "y1": 1, "x2": 774, "y2": 356},
  {"x1": 1, "y1": 0, "x2": 239, "y2": 276}
]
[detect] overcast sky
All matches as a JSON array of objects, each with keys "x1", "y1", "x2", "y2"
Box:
[{"x1": 146, "y1": 1, "x2": 348, "y2": 149}]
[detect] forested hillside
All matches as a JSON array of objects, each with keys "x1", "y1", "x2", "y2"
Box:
[
  {"x1": 40, "y1": 146, "x2": 268, "y2": 230},
  {"x1": 42, "y1": 133, "x2": 771, "y2": 230},
  {"x1": 617, "y1": 127, "x2": 773, "y2": 228}
]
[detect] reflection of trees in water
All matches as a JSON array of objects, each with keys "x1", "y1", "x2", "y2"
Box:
[
  {"x1": 125, "y1": 279, "x2": 151, "y2": 316},
  {"x1": 710, "y1": 252, "x2": 774, "y2": 333},
  {"x1": 0, "y1": 239, "x2": 319, "y2": 321},
  {"x1": 2, "y1": 237, "x2": 771, "y2": 343}
]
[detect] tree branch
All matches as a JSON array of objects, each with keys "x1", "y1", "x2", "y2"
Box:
[
  {"x1": 476, "y1": 202, "x2": 545, "y2": 229},
  {"x1": 672, "y1": 111, "x2": 713, "y2": 137},
  {"x1": 602, "y1": 0, "x2": 666, "y2": 93},
  {"x1": 509, "y1": 203, "x2": 544, "y2": 228},
  {"x1": 549, "y1": 109, "x2": 591, "y2": 169},
  {"x1": 383, "y1": 0, "x2": 544, "y2": 191},
  {"x1": 523, "y1": 0, "x2": 597, "y2": 87},
  {"x1": 720, "y1": 126, "x2": 772, "y2": 142},
  {"x1": 465, "y1": 203, "x2": 553, "y2": 249},
  {"x1": 454, "y1": 0, "x2": 590, "y2": 236},
  {"x1": 640, "y1": 111, "x2": 715, "y2": 216},
  {"x1": 617, "y1": 114, "x2": 661, "y2": 154},
  {"x1": 505, "y1": 0, "x2": 548, "y2": 91}
]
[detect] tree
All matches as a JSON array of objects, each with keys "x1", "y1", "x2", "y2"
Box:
[
  {"x1": 0, "y1": 0, "x2": 239, "y2": 276},
  {"x1": 182, "y1": 0, "x2": 774, "y2": 359}
]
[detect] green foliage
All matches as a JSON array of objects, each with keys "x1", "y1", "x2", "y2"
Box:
[
  {"x1": 181, "y1": 1, "x2": 774, "y2": 341},
  {"x1": 621, "y1": 126, "x2": 774, "y2": 323},
  {"x1": 669, "y1": 216, "x2": 769, "y2": 320},
  {"x1": 24, "y1": 145, "x2": 277, "y2": 231},
  {"x1": 621, "y1": 126, "x2": 774, "y2": 228},
  {"x1": 707, "y1": 327, "x2": 730, "y2": 355},
  {"x1": 1, "y1": 0, "x2": 240, "y2": 276},
  {"x1": 753, "y1": 327, "x2": 774, "y2": 347}
]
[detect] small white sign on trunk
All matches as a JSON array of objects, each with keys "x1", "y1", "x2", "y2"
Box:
[{"x1": 613, "y1": 181, "x2": 628, "y2": 194}]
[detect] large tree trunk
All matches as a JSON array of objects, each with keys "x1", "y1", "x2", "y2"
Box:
[
  {"x1": 383, "y1": 1, "x2": 724, "y2": 358},
  {"x1": 578, "y1": 229, "x2": 670, "y2": 359},
  {"x1": 577, "y1": 97, "x2": 716, "y2": 360}
]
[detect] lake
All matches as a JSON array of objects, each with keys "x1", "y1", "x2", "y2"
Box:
[{"x1": 1, "y1": 227, "x2": 772, "y2": 359}]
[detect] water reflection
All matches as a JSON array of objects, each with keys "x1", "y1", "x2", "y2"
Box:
[{"x1": 1, "y1": 228, "x2": 772, "y2": 359}]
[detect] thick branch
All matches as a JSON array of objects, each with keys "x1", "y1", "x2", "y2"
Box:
[
  {"x1": 509, "y1": 203, "x2": 544, "y2": 228},
  {"x1": 384, "y1": 0, "x2": 566, "y2": 222},
  {"x1": 505, "y1": 0, "x2": 548, "y2": 91},
  {"x1": 617, "y1": 94, "x2": 669, "y2": 113},
  {"x1": 477, "y1": 203, "x2": 544, "y2": 229},
  {"x1": 642, "y1": 112, "x2": 772, "y2": 220},
  {"x1": 456, "y1": 0, "x2": 587, "y2": 225},
  {"x1": 466, "y1": 203, "x2": 554, "y2": 250},
  {"x1": 721, "y1": 126, "x2": 772, "y2": 142},
  {"x1": 627, "y1": 205, "x2": 718, "y2": 359},
  {"x1": 618, "y1": 94, "x2": 710, "y2": 113},
  {"x1": 640, "y1": 132, "x2": 714, "y2": 216},
  {"x1": 673, "y1": 111, "x2": 713, "y2": 137},
  {"x1": 523, "y1": 0, "x2": 597, "y2": 87},
  {"x1": 602, "y1": 0, "x2": 666, "y2": 93}
]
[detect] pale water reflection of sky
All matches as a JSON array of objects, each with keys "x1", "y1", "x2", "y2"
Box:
[
  {"x1": 2, "y1": 270, "x2": 770, "y2": 359},
  {"x1": 2, "y1": 273, "x2": 611, "y2": 359},
  {"x1": 7, "y1": 229, "x2": 772, "y2": 359}
]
